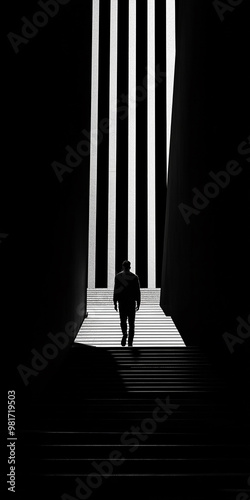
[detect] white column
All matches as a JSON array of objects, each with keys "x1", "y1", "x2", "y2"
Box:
[
  {"x1": 107, "y1": 0, "x2": 118, "y2": 289},
  {"x1": 147, "y1": 0, "x2": 156, "y2": 289},
  {"x1": 128, "y1": 0, "x2": 137, "y2": 271},
  {"x1": 88, "y1": 0, "x2": 100, "y2": 289},
  {"x1": 166, "y1": 0, "x2": 176, "y2": 179}
]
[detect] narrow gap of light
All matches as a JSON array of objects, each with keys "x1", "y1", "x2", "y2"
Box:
[
  {"x1": 128, "y1": 0, "x2": 136, "y2": 271},
  {"x1": 88, "y1": 0, "x2": 100, "y2": 289},
  {"x1": 166, "y1": 0, "x2": 176, "y2": 181},
  {"x1": 107, "y1": 0, "x2": 118, "y2": 289},
  {"x1": 147, "y1": 0, "x2": 156, "y2": 289}
]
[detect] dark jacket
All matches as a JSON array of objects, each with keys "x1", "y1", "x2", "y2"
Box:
[{"x1": 113, "y1": 271, "x2": 141, "y2": 306}]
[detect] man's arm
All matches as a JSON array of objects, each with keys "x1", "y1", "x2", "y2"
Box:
[
  {"x1": 113, "y1": 277, "x2": 118, "y2": 311},
  {"x1": 136, "y1": 277, "x2": 141, "y2": 310}
]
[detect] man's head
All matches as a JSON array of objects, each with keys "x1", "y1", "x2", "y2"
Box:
[{"x1": 122, "y1": 260, "x2": 131, "y2": 272}]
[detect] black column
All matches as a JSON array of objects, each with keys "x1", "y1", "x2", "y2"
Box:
[
  {"x1": 115, "y1": 0, "x2": 129, "y2": 274},
  {"x1": 155, "y1": 0, "x2": 167, "y2": 288},
  {"x1": 136, "y1": 0, "x2": 148, "y2": 287},
  {"x1": 95, "y1": 0, "x2": 111, "y2": 287}
]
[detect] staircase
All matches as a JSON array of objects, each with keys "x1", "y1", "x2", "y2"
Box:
[
  {"x1": 76, "y1": 288, "x2": 185, "y2": 347},
  {"x1": 106, "y1": 347, "x2": 221, "y2": 393},
  {"x1": 18, "y1": 344, "x2": 250, "y2": 500}
]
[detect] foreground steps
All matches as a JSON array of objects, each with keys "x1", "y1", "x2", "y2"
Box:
[
  {"x1": 17, "y1": 344, "x2": 250, "y2": 500},
  {"x1": 76, "y1": 288, "x2": 185, "y2": 347},
  {"x1": 106, "y1": 347, "x2": 222, "y2": 392}
]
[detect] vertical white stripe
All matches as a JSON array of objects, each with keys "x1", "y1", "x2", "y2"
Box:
[
  {"x1": 147, "y1": 0, "x2": 156, "y2": 289},
  {"x1": 107, "y1": 0, "x2": 118, "y2": 289},
  {"x1": 166, "y1": 0, "x2": 176, "y2": 179},
  {"x1": 88, "y1": 0, "x2": 100, "y2": 289},
  {"x1": 128, "y1": 0, "x2": 137, "y2": 272}
]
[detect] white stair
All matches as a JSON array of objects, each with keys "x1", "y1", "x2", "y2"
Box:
[{"x1": 75, "y1": 289, "x2": 186, "y2": 347}]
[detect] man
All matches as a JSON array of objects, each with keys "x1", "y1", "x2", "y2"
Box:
[{"x1": 113, "y1": 260, "x2": 141, "y2": 347}]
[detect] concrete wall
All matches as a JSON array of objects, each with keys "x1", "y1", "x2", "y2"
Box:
[
  {"x1": 161, "y1": 0, "x2": 250, "y2": 378},
  {"x1": 2, "y1": 0, "x2": 92, "y2": 394}
]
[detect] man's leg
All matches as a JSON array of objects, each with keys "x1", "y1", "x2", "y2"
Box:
[
  {"x1": 119, "y1": 303, "x2": 128, "y2": 346},
  {"x1": 128, "y1": 303, "x2": 136, "y2": 346}
]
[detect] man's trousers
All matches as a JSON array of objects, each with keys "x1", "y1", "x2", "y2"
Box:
[{"x1": 118, "y1": 301, "x2": 136, "y2": 344}]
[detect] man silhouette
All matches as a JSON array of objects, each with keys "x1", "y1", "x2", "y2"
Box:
[{"x1": 113, "y1": 260, "x2": 141, "y2": 347}]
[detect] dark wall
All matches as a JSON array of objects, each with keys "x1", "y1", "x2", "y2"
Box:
[
  {"x1": 161, "y1": 0, "x2": 250, "y2": 377},
  {"x1": 1, "y1": 0, "x2": 92, "y2": 392}
]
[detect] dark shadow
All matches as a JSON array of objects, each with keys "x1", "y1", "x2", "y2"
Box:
[
  {"x1": 25, "y1": 343, "x2": 127, "y2": 408},
  {"x1": 129, "y1": 347, "x2": 141, "y2": 359},
  {"x1": 17, "y1": 342, "x2": 128, "y2": 500}
]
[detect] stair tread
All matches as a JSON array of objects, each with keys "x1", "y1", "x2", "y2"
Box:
[{"x1": 76, "y1": 288, "x2": 185, "y2": 348}]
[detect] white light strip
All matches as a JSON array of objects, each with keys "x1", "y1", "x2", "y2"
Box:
[
  {"x1": 166, "y1": 0, "x2": 176, "y2": 179},
  {"x1": 88, "y1": 0, "x2": 100, "y2": 289},
  {"x1": 147, "y1": 0, "x2": 156, "y2": 289},
  {"x1": 107, "y1": 0, "x2": 118, "y2": 289},
  {"x1": 128, "y1": 0, "x2": 137, "y2": 272}
]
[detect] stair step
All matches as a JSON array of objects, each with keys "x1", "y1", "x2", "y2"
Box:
[
  {"x1": 76, "y1": 289, "x2": 185, "y2": 347},
  {"x1": 18, "y1": 341, "x2": 250, "y2": 500}
]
